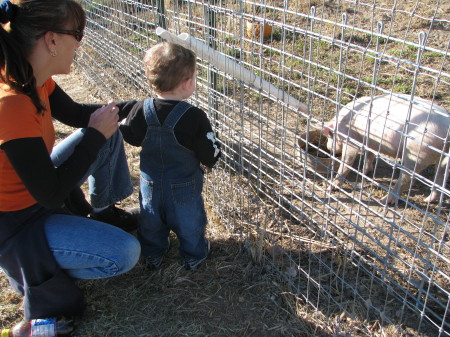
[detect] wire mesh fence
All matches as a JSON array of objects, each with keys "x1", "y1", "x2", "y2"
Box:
[{"x1": 76, "y1": 0, "x2": 449, "y2": 335}]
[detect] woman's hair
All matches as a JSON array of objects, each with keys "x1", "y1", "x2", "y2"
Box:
[
  {"x1": 0, "y1": 0, "x2": 86, "y2": 114},
  {"x1": 143, "y1": 42, "x2": 196, "y2": 93}
]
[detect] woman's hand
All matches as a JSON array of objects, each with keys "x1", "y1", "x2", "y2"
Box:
[{"x1": 87, "y1": 101, "x2": 120, "y2": 139}]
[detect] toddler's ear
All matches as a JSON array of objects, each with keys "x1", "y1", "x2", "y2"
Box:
[
  {"x1": 182, "y1": 76, "x2": 192, "y2": 87},
  {"x1": 184, "y1": 76, "x2": 196, "y2": 91}
]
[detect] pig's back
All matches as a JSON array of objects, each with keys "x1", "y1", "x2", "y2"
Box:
[{"x1": 345, "y1": 94, "x2": 449, "y2": 156}]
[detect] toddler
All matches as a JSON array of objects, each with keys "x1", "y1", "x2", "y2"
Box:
[{"x1": 120, "y1": 42, "x2": 221, "y2": 270}]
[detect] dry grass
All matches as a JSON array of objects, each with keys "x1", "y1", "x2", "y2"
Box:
[
  {"x1": 2, "y1": 0, "x2": 449, "y2": 333},
  {"x1": 0, "y1": 72, "x2": 334, "y2": 337},
  {"x1": 1, "y1": 71, "x2": 443, "y2": 337}
]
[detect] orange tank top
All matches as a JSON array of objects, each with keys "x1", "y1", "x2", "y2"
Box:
[{"x1": 0, "y1": 78, "x2": 56, "y2": 211}]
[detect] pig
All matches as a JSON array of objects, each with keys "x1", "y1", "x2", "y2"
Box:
[{"x1": 322, "y1": 94, "x2": 449, "y2": 205}]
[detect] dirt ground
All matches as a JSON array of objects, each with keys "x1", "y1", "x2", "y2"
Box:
[
  {"x1": 1, "y1": 0, "x2": 449, "y2": 334},
  {"x1": 0, "y1": 64, "x2": 444, "y2": 337},
  {"x1": 0, "y1": 71, "x2": 334, "y2": 337}
]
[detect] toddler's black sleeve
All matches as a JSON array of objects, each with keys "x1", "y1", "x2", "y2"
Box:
[
  {"x1": 119, "y1": 100, "x2": 147, "y2": 147},
  {"x1": 192, "y1": 108, "x2": 221, "y2": 168}
]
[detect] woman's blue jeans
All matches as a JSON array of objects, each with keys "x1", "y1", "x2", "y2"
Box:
[{"x1": 43, "y1": 129, "x2": 140, "y2": 279}]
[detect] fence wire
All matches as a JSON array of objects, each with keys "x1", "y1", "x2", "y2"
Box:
[{"x1": 76, "y1": 0, "x2": 449, "y2": 335}]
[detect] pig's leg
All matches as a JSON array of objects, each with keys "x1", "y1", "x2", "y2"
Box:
[
  {"x1": 380, "y1": 154, "x2": 428, "y2": 205},
  {"x1": 380, "y1": 172, "x2": 409, "y2": 205},
  {"x1": 363, "y1": 151, "x2": 376, "y2": 176},
  {"x1": 329, "y1": 144, "x2": 359, "y2": 190},
  {"x1": 424, "y1": 152, "x2": 449, "y2": 203}
]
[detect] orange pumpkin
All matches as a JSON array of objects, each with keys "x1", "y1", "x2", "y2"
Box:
[{"x1": 245, "y1": 21, "x2": 273, "y2": 40}]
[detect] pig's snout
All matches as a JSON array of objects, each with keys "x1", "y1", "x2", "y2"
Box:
[
  {"x1": 326, "y1": 137, "x2": 339, "y2": 154},
  {"x1": 324, "y1": 131, "x2": 343, "y2": 155},
  {"x1": 322, "y1": 121, "x2": 343, "y2": 154},
  {"x1": 326, "y1": 137, "x2": 334, "y2": 153}
]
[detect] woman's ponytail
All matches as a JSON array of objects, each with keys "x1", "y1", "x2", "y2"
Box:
[{"x1": 0, "y1": 0, "x2": 17, "y2": 24}]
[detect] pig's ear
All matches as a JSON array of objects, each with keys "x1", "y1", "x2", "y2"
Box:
[{"x1": 322, "y1": 121, "x2": 335, "y2": 137}]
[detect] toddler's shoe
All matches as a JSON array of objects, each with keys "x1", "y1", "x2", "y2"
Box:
[
  {"x1": 183, "y1": 239, "x2": 211, "y2": 270},
  {"x1": 145, "y1": 238, "x2": 172, "y2": 270},
  {"x1": 90, "y1": 204, "x2": 139, "y2": 232}
]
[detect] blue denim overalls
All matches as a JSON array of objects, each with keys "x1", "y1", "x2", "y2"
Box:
[{"x1": 138, "y1": 98, "x2": 208, "y2": 262}]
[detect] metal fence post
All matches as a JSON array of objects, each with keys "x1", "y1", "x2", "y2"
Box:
[
  {"x1": 157, "y1": 0, "x2": 166, "y2": 31},
  {"x1": 204, "y1": 0, "x2": 218, "y2": 120}
]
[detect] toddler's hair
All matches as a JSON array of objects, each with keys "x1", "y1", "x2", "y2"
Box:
[{"x1": 143, "y1": 42, "x2": 196, "y2": 93}]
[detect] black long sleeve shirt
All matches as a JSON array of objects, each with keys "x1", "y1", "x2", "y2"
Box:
[{"x1": 119, "y1": 98, "x2": 221, "y2": 168}]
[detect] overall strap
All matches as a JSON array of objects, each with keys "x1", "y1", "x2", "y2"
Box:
[
  {"x1": 143, "y1": 98, "x2": 161, "y2": 126},
  {"x1": 163, "y1": 101, "x2": 193, "y2": 129}
]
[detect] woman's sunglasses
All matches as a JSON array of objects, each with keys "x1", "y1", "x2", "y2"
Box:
[{"x1": 52, "y1": 29, "x2": 84, "y2": 42}]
